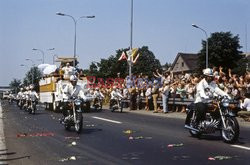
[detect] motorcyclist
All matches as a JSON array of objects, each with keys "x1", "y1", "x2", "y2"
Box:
[
  {"x1": 109, "y1": 86, "x2": 123, "y2": 109},
  {"x1": 23, "y1": 86, "x2": 30, "y2": 109},
  {"x1": 28, "y1": 84, "x2": 39, "y2": 103},
  {"x1": 93, "y1": 87, "x2": 104, "y2": 106},
  {"x1": 185, "y1": 68, "x2": 230, "y2": 127},
  {"x1": 17, "y1": 88, "x2": 24, "y2": 106},
  {"x1": 61, "y1": 75, "x2": 85, "y2": 122},
  {"x1": 8, "y1": 91, "x2": 15, "y2": 104}
]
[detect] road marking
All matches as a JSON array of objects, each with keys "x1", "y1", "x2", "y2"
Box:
[
  {"x1": 92, "y1": 116, "x2": 122, "y2": 124},
  {"x1": 231, "y1": 145, "x2": 250, "y2": 151},
  {"x1": 0, "y1": 101, "x2": 7, "y2": 164}
]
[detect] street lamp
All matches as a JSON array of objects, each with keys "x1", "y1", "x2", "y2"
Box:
[
  {"x1": 25, "y1": 58, "x2": 35, "y2": 66},
  {"x1": 32, "y1": 48, "x2": 45, "y2": 64},
  {"x1": 47, "y1": 48, "x2": 56, "y2": 64},
  {"x1": 192, "y1": 24, "x2": 209, "y2": 68},
  {"x1": 56, "y1": 12, "x2": 95, "y2": 66}
]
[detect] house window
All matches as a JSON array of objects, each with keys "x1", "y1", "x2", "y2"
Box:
[{"x1": 182, "y1": 62, "x2": 184, "y2": 67}]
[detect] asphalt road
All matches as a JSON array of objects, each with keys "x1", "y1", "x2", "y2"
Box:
[{"x1": 1, "y1": 101, "x2": 250, "y2": 165}]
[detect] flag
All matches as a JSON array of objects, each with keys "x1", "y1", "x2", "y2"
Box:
[
  {"x1": 131, "y1": 48, "x2": 139, "y2": 58},
  {"x1": 132, "y1": 53, "x2": 140, "y2": 64},
  {"x1": 118, "y1": 51, "x2": 127, "y2": 61}
]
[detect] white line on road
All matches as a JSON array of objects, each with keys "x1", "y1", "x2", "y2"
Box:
[
  {"x1": 231, "y1": 145, "x2": 250, "y2": 151},
  {"x1": 92, "y1": 116, "x2": 122, "y2": 124},
  {"x1": 0, "y1": 101, "x2": 7, "y2": 164}
]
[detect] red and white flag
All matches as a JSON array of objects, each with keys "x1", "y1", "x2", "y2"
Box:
[{"x1": 118, "y1": 51, "x2": 127, "y2": 61}]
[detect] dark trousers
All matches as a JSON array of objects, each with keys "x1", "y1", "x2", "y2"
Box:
[{"x1": 195, "y1": 102, "x2": 207, "y2": 123}]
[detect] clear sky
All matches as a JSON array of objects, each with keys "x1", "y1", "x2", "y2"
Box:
[{"x1": 0, "y1": 0, "x2": 249, "y2": 85}]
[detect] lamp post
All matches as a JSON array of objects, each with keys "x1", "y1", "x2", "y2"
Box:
[
  {"x1": 32, "y1": 48, "x2": 45, "y2": 64},
  {"x1": 47, "y1": 48, "x2": 55, "y2": 64},
  {"x1": 56, "y1": 12, "x2": 95, "y2": 66},
  {"x1": 128, "y1": 0, "x2": 134, "y2": 78},
  {"x1": 53, "y1": 54, "x2": 58, "y2": 64},
  {"x1": 192, "y1": 24, "x2": 208, "y2": 68}
]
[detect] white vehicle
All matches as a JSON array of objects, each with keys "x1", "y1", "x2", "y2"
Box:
[
  {"x1": 39, "y1": 77, "x2": 89, "y2": 111},
  {"x1": 3, "y1": 91, "x2": 10, "y2": 100},
  {"x1": 39, "y1": 57, "x2": 91, "y2": 111}
]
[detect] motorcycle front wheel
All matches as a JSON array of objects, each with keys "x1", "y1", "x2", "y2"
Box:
[
  {"x1": 221, "y1": 117, "x2": 239, "y2": 143},
  {"x1": 75, "y1": 112, "x2": 83, "y2": 134}
]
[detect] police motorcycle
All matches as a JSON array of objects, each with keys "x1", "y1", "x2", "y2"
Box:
[
  {"x1": 110, "y1": 96, "x2": 123, "y2": 113},
  {"x1": 93, "y1": 95, "x2": 103, "y2": 111},
  {"x1": 17, "y1": 95, "x2": 25, "y2": 110},
  {"x1": 62, "y1": 97, "x2": 83, "y2": 134},
  {"x1": 8, "y1": 93, "x2": 14, "y2": 104},
  {"x1": 27, "y1": 96, "x2": 38, "y2": 114},
  {"x1": 185, "y1": 94, "x2": 240, "y2": 144}
]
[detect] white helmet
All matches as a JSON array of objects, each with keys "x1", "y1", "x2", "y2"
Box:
[
  {"x1": 153, "y1": 80, "x2": 158, "y2": 84},
  {"x1": 203, "y1": 68, "x2": 213, "y2": 77},
  {"x1": 70, "y1": 75, "x2": 78, "y2": 81},
  {"x1": 20, "y1": 88, "x2": 23, "y2": 91},
  {"x1": 29, "y1": 84, "x2": 34, "y2": 90}
]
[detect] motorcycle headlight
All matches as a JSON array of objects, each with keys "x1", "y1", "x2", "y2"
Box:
[
  {"x1": 75, "y1": 100, "x2": 81, "y2": 106},
  {"x1": 222, "y1": 98, "x2": 230, "y2": 107},
  {"x1": 222, "y1": 102, "x2": 229, "y2": 107}
]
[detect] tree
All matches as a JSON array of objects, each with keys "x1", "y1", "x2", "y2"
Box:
[
  {"x1": 198, "y1": 32, "x2": 243, "y2": 73},
  {"x1": 23, "y1": 67, "x2": 42, "y2": 92},
  {"x1": 9, "y1": 78, "x2": 21, "y2": 94}
]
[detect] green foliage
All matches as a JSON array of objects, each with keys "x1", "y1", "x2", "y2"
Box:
[
  {"x1": 9, "y1": 78, "x2": 21, "y2": 93},
  {"x1": 198, "y1": 31, "x2": 242, "y2": 72},
  {"x1": 23, "y1": 66, "x2": 42, "y2": 91}
]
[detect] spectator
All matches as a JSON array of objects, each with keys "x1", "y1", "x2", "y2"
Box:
[
  {"x1": 240, "y1": 93, "x2": 250, "y2": 111},
  {"x1": 161, "y1": 81, "x2": 170, "y2": 113},
  {"x1": 152, "y1": 80, "x2": 159, "y2": 113}
]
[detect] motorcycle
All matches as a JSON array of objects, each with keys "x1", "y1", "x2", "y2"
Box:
[
  {"x1": 185, "y1": 95, "x2": 240, "y2": 143},
  {"x1": 110, "y1": 97, "x2": 123, "y2": 113},
  {"x1": 93, "y1": 96, "x2": 103, "y2": 111},
  {"x1": 18, "y1": 98, "x2": 25, "y2": 110},
  {"x1": 62, "y1": 97, "x2": 83, "y2": 134},
  {"x1": 8, "y1": 97, "x2": 13, "y2": 104},
  {"x1": 27, "y1": 99, "x2": 38, "y2": 114}
]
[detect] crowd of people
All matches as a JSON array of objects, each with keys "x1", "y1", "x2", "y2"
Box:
[{"x1": 94, "y1": 66, "x2": 250, "y2": 113}]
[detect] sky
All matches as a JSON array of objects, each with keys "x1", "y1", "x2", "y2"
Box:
[{"x1": 0, "y1": 0, "x2": 249, "y2": 86}]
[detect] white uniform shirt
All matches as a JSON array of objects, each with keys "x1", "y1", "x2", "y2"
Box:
[
  {"x1": 94, "y1": 91, "x2": 104, "y2": 98},
  {"x1": 63, "y1": 84, "x2": 85, "y2": 101},
  {"x1": 110, "y1": 90, "x2": 123, "y2": 100},
  {"x1": 29, "y1": 90, "x2": 39, "y2": 101},
  {"x1": 194, "y1": 78, "x2": 230, "y2": 103}
]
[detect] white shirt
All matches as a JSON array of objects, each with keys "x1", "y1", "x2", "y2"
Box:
[
  {"x1": 62, "y1": 66, "x2": 76, "y2": 79},
  {"x1": 29, "y1": 90, "x2": 39, "y2": 101},
  {"x1": 111, "y1": 90, "x2": 123, "y2": 100},
  {"x1": 194, "y1": 78, "x2": 230, "y2": 103},
  {"x1": 63, "y1": 84, "x2": 85, "y2": 101},
  {"x1": 145, "y1": 88, "x2": 152, "y2": 99},
  {"x1": 241, "y1": 98, "x2": 250, "y2": 111},
  {"x1": 94, "y1": 91, "x2": 104, "y2": 98}
]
